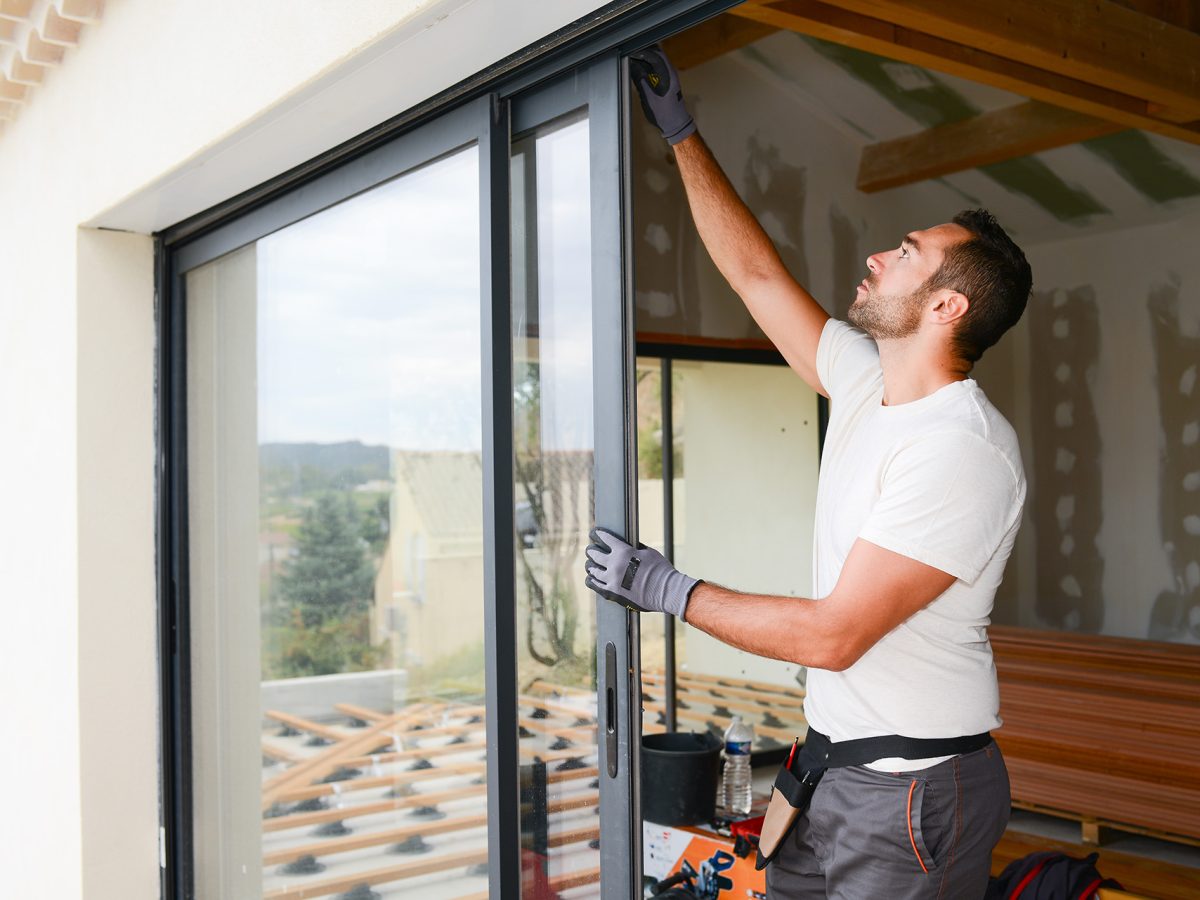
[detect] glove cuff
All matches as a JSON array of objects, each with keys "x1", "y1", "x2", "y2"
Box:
[
  {"x1": 664, "y1": 118, "x2": 697, "y2": 146},
  {"x1": 673, "y1": 576, "x2": 702, "y2": 622}
]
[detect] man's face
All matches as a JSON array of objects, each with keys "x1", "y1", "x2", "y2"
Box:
[{"x1": 848, "y1": 223, "x2": 970, "y2": 340}]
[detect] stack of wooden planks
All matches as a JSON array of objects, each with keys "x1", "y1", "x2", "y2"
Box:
[{"x1": 991, "y1": 625, "x2": 1200, "y2": 846}]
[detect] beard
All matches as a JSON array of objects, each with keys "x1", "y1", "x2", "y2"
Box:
[{"x1": 848, "y1": 281, "x2": 927, "y2": 340}]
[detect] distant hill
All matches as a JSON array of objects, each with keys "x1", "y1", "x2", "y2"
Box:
[{"x1": 260, "y1": 441, "x2": 391, "y2": 492}]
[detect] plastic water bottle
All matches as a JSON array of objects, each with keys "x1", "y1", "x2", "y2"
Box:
[{"x1": 720, "y1": 715, "x2": 754, "y2": 816}]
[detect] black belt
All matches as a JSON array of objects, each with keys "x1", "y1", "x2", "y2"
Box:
[{"x1": 798, "y1": 727, "x2": 994, "y2": 771}]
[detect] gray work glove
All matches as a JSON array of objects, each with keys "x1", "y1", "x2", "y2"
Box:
[
  {"x1": 629, "y1": 45, "x2": 697, "y2": 145},
  {"x1": 584, "y1": 527, "x2": 701, "y2": 619}
]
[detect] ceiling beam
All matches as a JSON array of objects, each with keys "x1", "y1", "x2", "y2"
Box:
[
  {"x1": 821, "y1": 0, "x2": 1200, "y2": 122},
  {"x1": 662, "y1": 12, "x2": 777, "y2": 70},
  {"x1": 1109, "y1": 0, "x2": 1200, "y2": 34},
  {"x1": 857, "y1": 101, "x2": 1124, "y2": 192},
  {"x1": 0, "y1": 73, "x2": 26, "y2": 101},
  {"x1": 729, "y1": 1, "x2": 1200, "y2": 147}
]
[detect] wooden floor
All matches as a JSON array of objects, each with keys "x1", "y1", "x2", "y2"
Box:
[{"x1": 992, "y1": 829, "x2": 1200, "y2": 900}]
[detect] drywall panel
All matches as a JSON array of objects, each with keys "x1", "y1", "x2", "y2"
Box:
[{"x1": 1004, "y1": 215, "x2": 1200, "y2": 642}]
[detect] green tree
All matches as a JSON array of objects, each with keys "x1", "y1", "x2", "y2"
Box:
[
  {"x1": 276, "y1": 492, "x2": 375, "y2": 628},
  {"x1": 269, "y1": 607, "x2": 382, "y2": 679},
  {"x1": 266, "y1": 492, "x2": 386, "y2": 677},
  {"x1": 360, "y1": 493, "x2": 391, "y2": 557}
]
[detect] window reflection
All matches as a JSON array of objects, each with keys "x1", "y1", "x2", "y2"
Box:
[
  {"x1": 188, "y1": 145, "x2": 499, "y2": 899},
  {"x1": 512, "y1": 115, "x2": 604, "y2": 898}
]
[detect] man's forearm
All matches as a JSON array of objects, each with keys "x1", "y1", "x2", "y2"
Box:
[
  {"x1": 672, "y1": 133, "x2": 786, "y2": 291},
  {"x1": 684, "y1": 581, "x2": 846, "y2": 671}
]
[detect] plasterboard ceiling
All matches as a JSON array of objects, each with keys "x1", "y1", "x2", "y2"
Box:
[{"x1": 715, "y1": 29, "x2": 1200, "y2": 245}]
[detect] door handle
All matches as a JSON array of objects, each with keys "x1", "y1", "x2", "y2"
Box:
[{"x1": 605, "y1": 640, "x2": 618, "y2": 778}]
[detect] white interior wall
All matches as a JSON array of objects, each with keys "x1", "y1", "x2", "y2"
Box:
[
  {"x1": 674, "y1": 361, "x2": 821, "y2": 690},
  {"x1": 0, "y1": 1, "x2": 611, "y2": 896}
]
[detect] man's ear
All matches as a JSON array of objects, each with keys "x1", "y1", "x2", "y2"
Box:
[{"x1": 929, "y1": 289, "x2": 969, "y2": 325}]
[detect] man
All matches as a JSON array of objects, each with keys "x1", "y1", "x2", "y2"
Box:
[{"x1": 585, "y1": 47, "x2": 1031, "y2": 899}]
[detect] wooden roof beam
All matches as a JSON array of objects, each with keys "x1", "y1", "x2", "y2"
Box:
[
  {"x1": 662, "y1": 12, "x2": 778, "y2": 70},
  {"x1": 1087, "y1": 0, "x2": 1200, "y2": 36},
  {"x1": 0, "y1": 73, "x2": 27, "y2": 101},
  {"x1": 857, "y1": 101, "x2": 1124, "y2": 192},
  {"x1": 3, "y1": 49, "x2": 44, "y2": 84},
  {"x1": 825, "y1": 0, "x2": 1200, "y2": 122},
  {"x1": 0, "y1": 0, "x2": 35, "y2": 21},
  {"x1": 729, "y1": 1, "x2": 1200, "y2": 147}
]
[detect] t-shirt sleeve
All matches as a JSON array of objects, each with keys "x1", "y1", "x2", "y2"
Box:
[
  {"x1": 857, "y1": 432, "x2": 1023, "y2": 584},
  {"x1": 815, "y1": 318, "x2": 881, "y2": 399}
]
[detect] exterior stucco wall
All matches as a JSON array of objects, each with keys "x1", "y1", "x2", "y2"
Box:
[{"x1": 0, "y1": 1, "x2": 611, "y2": 897}]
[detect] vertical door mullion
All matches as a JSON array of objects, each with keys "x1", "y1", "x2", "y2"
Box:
[
  {"x1": 479, "y1": 92, "x2": 522, "y2": 899},
  {"x1": 589, "y1": 52, "x2": 642, "y2": 900},
  {"x1": 662, "y1": 356, "x2": 678, "y2": 734}
]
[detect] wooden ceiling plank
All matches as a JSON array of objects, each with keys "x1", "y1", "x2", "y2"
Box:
[
  {"x1": 0, "y1": 0, "x2": 35, "y2": 22},
  {"x1": 24, "y1": 28, "x2": 65, "y2": 64},
  {"x1": 729, "y1": 1, "x2": 1200, "y2": 147},
  {"x1": 5, "y1": 52, "x2": 44, "y2": 84},
  {"x1": 40, "y1": 6, "x2": 82, "y2": 46},
  {"x1": 1109, "y1": 0, "x2": 1200, "y2": 33},
  {"x1": 55, "y1": 0, "x2": 103, "y2": 25},
  {"x1": 823, "y1": 0, "x2": 1200, "y2": 121},
  {"x1": 661, "y1": 12, "x2": 778, "y2": 70},
  {"x1": 857, "y1": 101, "x2": 1125, "y2": 192},
  {"x1": 0, "y1": 73, "x2": 27, "y2": 100}
]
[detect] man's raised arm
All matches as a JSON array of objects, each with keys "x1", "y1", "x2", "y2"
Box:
[{"x1": 631, "y1": 46, "x2": 831, "y2": 396}]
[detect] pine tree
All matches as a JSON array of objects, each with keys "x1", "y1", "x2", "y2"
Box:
[{"x1": 277, "y1": 492, "x2": 375, "y2": 629}]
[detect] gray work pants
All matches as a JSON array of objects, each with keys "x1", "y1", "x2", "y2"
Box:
[{"x1": 766, "y1": 742, "x2": 1010, "y2": 900}]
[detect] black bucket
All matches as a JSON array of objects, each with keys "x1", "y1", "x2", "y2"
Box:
[{"x1": 641, "y1": 731, "x2": 723, "y2": 826}]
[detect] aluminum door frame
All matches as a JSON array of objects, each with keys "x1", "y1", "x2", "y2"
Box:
[{"x1": 512, "y1": 53, "x2": 642, "y2": 899}]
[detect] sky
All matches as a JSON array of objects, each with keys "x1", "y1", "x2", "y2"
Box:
[{"x1": 247, "y1": 118, "x2": 595, "y2": 453}]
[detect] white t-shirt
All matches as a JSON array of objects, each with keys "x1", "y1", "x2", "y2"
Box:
[{"x1": 803, "y1": 319, "x2": 1026, "y2": 771}]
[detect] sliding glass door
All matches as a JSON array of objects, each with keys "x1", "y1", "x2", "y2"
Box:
[
  {"x1": 167, "y1": 53, "x2": 640, "y2": 900},
  {"x1": 180, "y1": 101, "x2": 502, "y2": 900},
  {"x1": 509, "y1": 56, "x2": 641, "y2": 900}
]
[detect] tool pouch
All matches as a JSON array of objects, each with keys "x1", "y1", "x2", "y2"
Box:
[{"x1": 754, "y1": 744, "x2": 824, "y2": 870}]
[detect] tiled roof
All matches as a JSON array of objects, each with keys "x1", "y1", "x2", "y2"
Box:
[{"x1": 0, "y1": 0, "x2": 103, "y2": 133}]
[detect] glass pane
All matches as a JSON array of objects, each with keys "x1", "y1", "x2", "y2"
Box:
[
  {"x1": 638, "y1": 360, "x2": 820, "y2": 756},
  {"x1": 187, "y1": 145, "x2": 496, "y2": 899},
  {"x1": 511, "y1": 113, "x2": 602, "y2": 899}
]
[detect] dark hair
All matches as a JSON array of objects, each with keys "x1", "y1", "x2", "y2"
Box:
[{"x1": 923, "y1": 209, "x2": 1032, "y2": 365}]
